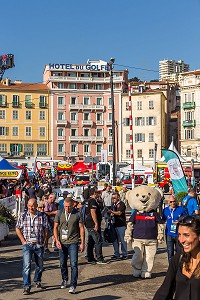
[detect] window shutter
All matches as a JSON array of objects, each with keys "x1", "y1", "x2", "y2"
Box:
[
  {"x1": 18, "y1": 144, "x2": 22, "y2": 152},
  {"x1": 154, "y1": 117, "x2": 156, "y2": 125},
  {"x1": 135, "y1": 134, "x2": 138, "y2": 142},
  {"x1": 142, "y1": 117, "x2": 145, "y2": 126},
  {"x1": 146, "y1": 117, "x2": 149, "y2": 126},
  {"x1": 5, "y1": 127, "x2": 9, "y2": 136},
  {"x1": 142, "y1": 134, "x2": 145, "y2": 142},
  {"x1": 135, "y1": 118, "x2": 137, "y2": 126},
  {"x1": 10, "y1": 144, "x2": 14, "y2": 152}
]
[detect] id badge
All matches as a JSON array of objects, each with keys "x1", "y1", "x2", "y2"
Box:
[
  {"x1": 29, "y1": 232, "x2": 37, "y2": 243},
  {"x1": 62, "y1": 229, "x2": 68, "y2": 240},
  {"x1": 170, "y1": 223, "x2": 177, "y2": 234}
]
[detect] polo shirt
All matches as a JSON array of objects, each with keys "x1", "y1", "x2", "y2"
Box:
[
  {"x1": 162, "y1": 205, "x2": 186, "y2": 237},
  {"x1": 182, "y1": 195, "x2": 199, "y2": 215}
]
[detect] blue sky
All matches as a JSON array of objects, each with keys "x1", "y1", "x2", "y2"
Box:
[{"x1": 1, "y1": 0, "x2": 200, "y2": 83}]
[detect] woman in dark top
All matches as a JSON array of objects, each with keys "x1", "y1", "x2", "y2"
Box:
[{"x1": 153, "y1": 215, "x2": 200, "y2": 300}]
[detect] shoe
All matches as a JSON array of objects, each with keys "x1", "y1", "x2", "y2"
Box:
[
  {"x1": 87, "y1": 259, "x2": 97, "y2": 265},
  {"x1": 23, "y1": 287, "x2": 30, "y2": 295},
  {"x1": 97, "y1": 259, "x2": 107, "y2": 265},
  {"x1": 35, "y1": 282, "x2": 42, "y2": 288},
  {"x1": 121, "y1": 255, "x2": 128, "y2": 260},
  {"x1": 68, "y1": 286, "x2": 76, "y2": 294},
  {"x1": 61, "y1": 280, "x2": 68, "y2": 289},
  {"x1": 111, "y1": 255, "x2": 120, "y2": 260}
]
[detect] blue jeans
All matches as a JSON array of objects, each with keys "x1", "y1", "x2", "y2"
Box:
[
  {"x1": 87, "y1": 229, "x2": 103, "y2": 261},
  {"x1": 113, "y1": 226, "x2": 127, "y2": 257},
  {"x1": 166, "y1": 235, "x2": 180, "y2": 262},
  {"x1": 59, "y1": 243, "x2": 79, "y2": 288},
  {"x1": 22, "y1": 243, "x2": 44, "y2": 288}
]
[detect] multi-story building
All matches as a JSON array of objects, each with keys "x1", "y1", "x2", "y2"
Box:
[
  {"x1": 159, "y1": 59, "x2": 189, "y2": 81},
  {"x1": 43, "y1": 59, "x2": 128, "y2": 162},
  {"x1": 0, "y1": 78, "x2": 50, "y2": 167},
  {"x1": 180, "y1": 70, "x2": 200, "y2": 162}
]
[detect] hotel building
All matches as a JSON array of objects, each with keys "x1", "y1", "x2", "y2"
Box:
[{"x1": 43, "y1": 60, "x2": 128, "y2": 162}]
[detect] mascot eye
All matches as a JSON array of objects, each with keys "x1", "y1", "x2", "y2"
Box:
[
  {"x1": 148, "y1": 193, "x2": 151, "y2": 196},
  {"x1": 136, "y1": 193, "x2": 139, "y2": 197}
]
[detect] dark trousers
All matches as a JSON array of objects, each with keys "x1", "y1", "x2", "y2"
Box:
[
  {"x1": 87, "y1": 229, "x2": 103, "y2": 261},
  {"x1": 166, "y1": 235, "x2": 180, "y2": 262}
]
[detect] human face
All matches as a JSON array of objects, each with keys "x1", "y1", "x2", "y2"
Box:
[
  {"x1": 48, "y1": 194, "x2": 56, "y2": 203},
  {"x1": 64, "y1": 201, "x2": 74, "y2": 214},
  {"x1": 112, "y1": 195, "x2": 119, "y2": 204},
  {"x1": 178, "y1": 225, "x2": 200, "y2": 254},
  {"x1": 168, "y1": 196, "x2": 176, "y2": 208},
  {"x1": 27, "y1": 199, "x2": 37, "y2": 214}
]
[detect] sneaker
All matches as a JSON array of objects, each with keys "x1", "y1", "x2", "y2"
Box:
[
  {"x1": 35, "y1": 282, "x2": 42, "y2": 288},
  {"x1": 87, "y1": 259, "x2": 97, "y2": 265},
  {"x1": 68, "y1": 286, "x2": 76, "y2": 294},
  {"x1": 121, "y1": 255, "x2": 128, "y2": 260},
  {"x1": 61, "y1": 280, "x2": 68, "y2": 289},
  {"x1": 111, "y1": 255, "x2": 120, "y2": 260},
  {"x1": 97, "y1": 259, "x2": 107, "y2": 265},
  {"x1": 23, "y1": 287, "x2": 31, "y2": 295}
]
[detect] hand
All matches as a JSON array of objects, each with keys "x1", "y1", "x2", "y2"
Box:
[
  {"x1": 79, "y1": 243, "x2": 84, "y2": 253},
  {"x1": 56, "y1": 240, "x2": 62, "y2": 249},
  {"x1": 22, "y1": 241, "x2": 27, "y2": 245},
  {"x1": 94, "y1": 224, "x2": 98, "y2": 232}
]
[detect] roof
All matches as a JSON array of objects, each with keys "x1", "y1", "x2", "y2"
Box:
[{"x1": 0, "y1": 80, "x2": 49, "y2": 92}]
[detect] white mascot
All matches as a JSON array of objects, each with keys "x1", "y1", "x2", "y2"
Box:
[{"x1": 125, "y1": 185, "x2": 164, "y2": 279}]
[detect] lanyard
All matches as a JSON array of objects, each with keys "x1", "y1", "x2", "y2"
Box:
[
  {"x1": 30, "y1": 214, "x2": 36, "y2": 232},
  {"x1": 169, "y1": 208, "x2": 175, "y2": 221},
  {"x1": 65, "y1": 211, "x2": 71, "y2": 223}
]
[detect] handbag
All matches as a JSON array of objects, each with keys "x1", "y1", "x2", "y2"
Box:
[{"x1": 103, "y1": 220, "x2": 117, "y2": 243}]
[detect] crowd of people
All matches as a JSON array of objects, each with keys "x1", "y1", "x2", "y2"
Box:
[{"x1": 1, "y1": 173, "x2": 199, "y2": 299}]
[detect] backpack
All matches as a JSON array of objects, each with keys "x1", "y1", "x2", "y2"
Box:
[
  {"x1": 80, "y1": 203, "x2": 87, "y2": 225},
  {"x1": 182, "y1": 196, "x2": 193, "y2": 215}
]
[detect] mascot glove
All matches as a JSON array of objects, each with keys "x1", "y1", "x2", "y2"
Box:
[
  {"x1": 157, "y1": 224, "x2": 165, "y2": 244},
  {"x1": 124, "y1": 222, "x2": 133, "y2": 244}
]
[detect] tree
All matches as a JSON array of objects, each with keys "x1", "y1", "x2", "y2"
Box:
[{"x1": 128, "y1": 77, "x2": 141, "y2": 82}]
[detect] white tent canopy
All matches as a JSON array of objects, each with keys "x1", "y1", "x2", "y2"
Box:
[{"x1": 120, "y1": 161, "x2": 153, "y2": 175}]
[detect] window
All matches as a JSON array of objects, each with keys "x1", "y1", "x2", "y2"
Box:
[
  {"x1": 58, "y1": 128, "x2": 64, "y2": 137},
  {"x1": 135, "y1": 117, "x2": 145, "y2": 126},
  {"x1": 108, "y1": 144, "x2": 113, "y2": 154},
  {"x1": 68, "y1": 72, "x2": 76, "y2": 77},
  {"x1": 146, "y1": 117, "x2": 156, "y2": 125},
  {"x1": 0, "y1": 144, "x2": 7, "y2": 152},
  {"x1": 96, "y1": 113, "x2": 102, "y2": 121},
  {"x1": 24, "y1": 144, "x2": 34, "y2": 156},
  {"x1": 137, "y1": 101, "x2": 142, "y2": 110},
  {"x1": 39, "y1": 96, "x2": 46, "y2": 108},
  {"x1": 135, "y1": 133, "x2": 145, "y2": 142},
  {"x1": 13, "y1": 110, "x2": 18, "y2": 120},
  {"x1": 25, "y1": 95, "x2": 32, "y2": 108},
  {"x1": 149, "y1": 133, "x2": 154, "y2": 142},
  {"x1": 26, "y1": 111, "x2": 31, "y2": 120},
  {"x1": 69, "y1": 83, "x2": 76, "y2": 89},
  {"x1": 96, "y1": 144, "x2": 102, "y2": 153},
  {"x1": 137, "y1": 149, "x2": 142, "y2": 158},
  {"x1": 58, "y1": 97, "x2": 64, "y2": 107},
  {"x1": 108, "y1": 128, "x2": 112, "y2": 137},
  {"x1": 185, "y1": 111, "x2": 193, "y2": 121},
  {"x1": 185, "y1": 93, "x2": 195, "y2": 102},
  {"x1": 58, "y1": 144, "x2": 64, "y2": 154},
  {"x1": 83, "y1": 97, "x2": 89, "y2": 105},
  {"x1": 149, "y1": 100, "x2": 154, "y2": 109},
  {"x1": 95, "y1": 84, "x2": 103, "y2": 90},
  {"x1": 84, "y1": 113, "x2": 90, "y2": 121},
  {"x1": 12, "y1": 127, "x2": 18, "y2": 136},
  {"x1": 71, "y1": 97, "x2": 77, "y2": 105},
  {"x1": 123, "y1": 118, "x2": 129, "y2": 126},
  {"x1": 126, "y1": 102, "x2": 129, "y2": 111},
  {"x1": 39, "y1": 127, "x2": 45, "y2": 136},
  {"x1": 126, "y1": 150, "x2": 131, "y2": 159},
  {"x1": 149, "y1": 149, "x2": 154, "y2": 158},
  {"x1": 25, "y1": 127, "x2": 31, "y2": 136},
  {"x1": 126, "y1": 134, "x2": 130, "y2": 142},
  {"x1": 58, "y1": 83, "x2": 64, "y2": 89},
  {"x1": 84, "y1": 144, "x2": 90, "y2": 153},
  {"x1": 71, "y1": 129, "x2": 77, "y2": 136},
  {"x1": 0, "y1": 110, "x2": 5, "y2": 119},
  {"x1": 39, "y1": 111, "x2": 45, "y2": 120},
  {"x1": 185, "y1": 129, "x2": 194, "y2": 139},
  {"x1": 108, "y1": 97, "x2": 112, "y2": 108},
  {"x1": 71, "y1": 112, "x2": 77, "y2": 121},
  {"x1": 37, "y1": 144, "x2": 47, "y2": 156},
  {"x1": 84, "y1": 129, "x2": 90, "y2": 136},
  {"x1": 187, "y1": 149, "x2": 192, "y2": 157},
  {"x1": 81, "y1": 84, "x2": 89, "y2": 89},
  {"x1": 80, "y1": 73, "x2": 90, "y2": 78},
  {"x1": 97, "y1": 129, "x2": 103, "y2": 136},
  {"x1": 12, "y1": 95, "x2": 19, "y2": 107},
  {"x1": 108, "y1": 113, "x2": 112, "y2": 121},
  {"x1": 58, "y1": 112, "x2": 64, "y2": 120},
  {"x1": 0, "y1": 127, "x2": 9, "y2": 136},
  {"x1": 0, "y1": 95, "x2": 7, "y2": 107},
  {"x1": 96, "y1": 97, "x2": 102, "y2": 105},
  {"x1": 71, "y1": 144, "x2": 77, "y2": 154}
]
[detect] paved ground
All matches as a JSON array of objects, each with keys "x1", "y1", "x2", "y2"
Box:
[{"x1": 0, "y1": 229, "x2": 169, "y2": 300}]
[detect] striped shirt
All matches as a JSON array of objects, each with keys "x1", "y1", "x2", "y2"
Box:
[{"x1": 16, "y1": 211, "x2": 48, "y2": 245}]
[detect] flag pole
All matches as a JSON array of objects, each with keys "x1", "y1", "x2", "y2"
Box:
[{"x1": 129, "y1": 84, "x2": 135, "y2": 189}]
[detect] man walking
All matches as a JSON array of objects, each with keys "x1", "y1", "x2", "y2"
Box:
[
  {"x1": 54, "y1": 197, "x2": 85, "y2": 294},
  {"x1": 181, "y1": 188, "x2": 199, "y2": 215},
  {"x1": 16, "y1": 198, "x2": 48, "y2": 295}
]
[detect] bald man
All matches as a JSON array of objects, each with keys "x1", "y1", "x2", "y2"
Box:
[{"x1": 16, "y1": 198, "x2": 49, "y2": 295}]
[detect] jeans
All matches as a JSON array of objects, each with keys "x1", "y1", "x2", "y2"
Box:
[
  {"x1": 59, "y1": 243, "x2": 79, "y2": 288},
  {"x1": 113, "y1": 226, "x2": 127, "y2": 257},
  {"x1": 87, "y1": 229, "x2": 103, "y2": 261},
  {"x1": 22, "y1": 243, "x2": 44, "y2": 288},
  {"x1": 166, "y1": 235, "x2": 180, "y2": 262}
]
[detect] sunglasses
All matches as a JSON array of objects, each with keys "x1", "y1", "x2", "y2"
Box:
[
  {"x1": 178, "y1": 215, "x2": 199, "y2": 225},
  {"x1": 170, "y1": 201, "x2": 176, "y2": 203}
]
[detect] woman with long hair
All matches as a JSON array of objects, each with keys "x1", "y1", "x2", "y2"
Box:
[{"x1": 153, "y1": 215, "x2": 200, "y2": 300}]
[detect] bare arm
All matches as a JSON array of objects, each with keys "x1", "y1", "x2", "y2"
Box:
[
  {"x1": 16, "y1": 227, "x2": 26, "y2": 245},
  {"x1": 79, "y1": 222, "x2": 85, "y2": 252},
  {"x1": 54, "y1": 222, "x2": 62, "y2": 249},
  {"x1": 90, "y1": 208, "x2": 98, "y2": 231}
]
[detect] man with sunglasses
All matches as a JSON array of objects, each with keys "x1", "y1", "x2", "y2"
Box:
[{"x1": 162, "y1": 195, "x2": 186, "y2": 262}]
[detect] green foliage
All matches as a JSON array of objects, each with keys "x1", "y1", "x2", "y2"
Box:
[
  {"x1": 176, "y1": 191, "x2": 188, "y2": 203},
  {"x1": 128, "y1": 77, "x2": 141, "y2": 82},
  {"x1": 0, "y1": 204, "x2": 16, "y2": 225}
]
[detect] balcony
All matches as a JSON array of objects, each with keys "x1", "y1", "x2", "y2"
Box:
[
  {"x1": 69, "y1": 136, "x2": 96, "y2": 142},
  {"x1": 70, "y1": 152, "x2": 78, "y2": 156},
  {"x1": 50, "y1": 75, "x2": 123, "y2": 83},
  {"x1": 56, "y1": 120, "x2": 67, "y2": 126},
  {"x1": 82, "y1": 120, "x2": 93, "y2": 126},
  {"x1": 69, "y1": 104, "x2": 104, "y2": 111},
  {"x1": 39, "y1": 102, "x2": 47, "y2": 108},
  {"x1": 183, "y1": 120, "x2": 196, "y2": 127},
  {"x1": 84, "y1": 152, "x2": 91, "y2": 156},
  {"x1": 105, "y1": 120, "x2": 112, "y2": 126},
  {"x1": 57, "y1": 104, "x2": 66, "y2": 109},
  {"x1": 95, "y1": 136, "x2": 105, "y2": 142},
  {"x1": 58, "y1": 135, "x2": 66, "y2": 140},
  {"x1": 25, "y1": 103, "x2": 33, "y2": 108},
  {"x1": 12, "y1": 102, "x2": 20, "y2": 108},
  {"x1": 96, "y1": 120, "x2": 104, "y2": 125},
  {"x1": 108, "y1": 136, "x2": 112, "y2": 140},
  {"x1": 183, "y1": 102, "x2": 195, "y2": 110},
  {"x1": 71, "y1": 120, "x2": 78, "y2": 125}
]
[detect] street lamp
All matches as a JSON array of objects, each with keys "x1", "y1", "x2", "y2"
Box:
[{"x1": 108, "y1": 58, "x2": 116, "y2": 186}]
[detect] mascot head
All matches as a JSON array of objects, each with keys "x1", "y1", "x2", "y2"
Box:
[{"x1": 126, "y1": 185, "x2": 161, "y2": 213}]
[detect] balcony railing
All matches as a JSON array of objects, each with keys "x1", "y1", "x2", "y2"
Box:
[
  {"x1": 57, "y1": 104, "x2": 66, "y2": 109},
  {"x1": 56, "y1": 120, "x2": 67, "y2": 126},
  {"x1": 183, "y1": 120, "x2": 196, "y2": 127},
  {"x1": 95, "y1": 136, "x2": 105, "y2": 142},
  {"x1": 70, "y1": 152, "x2": 78, "y2": 156},
  {"x1": 69, "y1": 104, "x2": 104, "y2": 111},
  {"x1": 105, "y1": 120, "x2": 112, "y2": 126},
  {"x1": 183, "y1": 102, "x2": 195, "y2": 110},
  {"x1": 71, "y1": 120, "x2": 78, "y2": 125},
  {"x1": 58, "y1": 136, "x2": 66, "y2": 140},
  {"x1": 96, "y1": 120, "x2": 104, "y2": 125},
  {"x1": 82, "y1": 120, "x2": 93, "y2": 126},
  {"x1": 50, "y1": 75, "x2": 123, "y2": 83}
]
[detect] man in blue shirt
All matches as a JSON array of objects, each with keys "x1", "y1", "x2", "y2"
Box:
[
  {"x1": 182, "y1": 188, "x2": 199, "y2": 215},
  {"x1": 162, "y1": 195, "x2": 186, "y2": 262}
]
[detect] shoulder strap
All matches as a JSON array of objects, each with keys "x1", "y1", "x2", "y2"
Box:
[{"x1": 183, "y1": 196, "x2": 192, "y2": 207}]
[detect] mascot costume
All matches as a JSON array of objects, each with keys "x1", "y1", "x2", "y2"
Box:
[{"x1": 125, "y1": 185, "x2": 164, "y2": 279}]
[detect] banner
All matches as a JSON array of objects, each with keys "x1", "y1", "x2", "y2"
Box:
[{"x1": 162, "y1": 149, "x2": 188, "y2": 195}]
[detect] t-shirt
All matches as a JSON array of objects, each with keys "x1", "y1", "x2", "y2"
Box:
[
  {"x1": 111, "y1": 201, "x2": 126, "y2": 228},
  {"x1": 182, "y1": 195, "x2": 199, "y2": 215},
  {"x1": 162, "y1": 205, "x2": 186, "y2": 237},
  {"x1": 85, "y1": 197, "x2": 102, "y2": 229},
  {"x1": 54, "y1": 208, "x2": 83, "y2": 244}
]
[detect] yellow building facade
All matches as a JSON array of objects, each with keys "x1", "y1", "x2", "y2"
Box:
[{"x1": 0, "y1": 78, "x2": 50, "y2": 161}]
